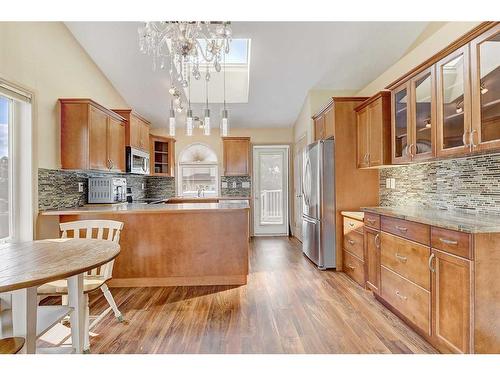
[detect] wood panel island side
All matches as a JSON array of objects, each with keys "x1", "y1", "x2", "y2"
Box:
[{"x1": 40, "y1": 201, "x2": 250, "y2": 287}]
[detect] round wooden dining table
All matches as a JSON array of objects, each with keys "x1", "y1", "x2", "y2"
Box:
[{"x1": 0, "y1": 238, "x2": 120, "y2": 353}]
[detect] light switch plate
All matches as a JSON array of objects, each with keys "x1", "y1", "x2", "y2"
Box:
[
  {"x1": 78, "y1": 182, "x2": 84, "y2": 193},
  {"x1": 221, "y1": 182, "x2": 228, "y2": 188},
  {"x1": 141, "y1": 183, "x2": 145, "y2": 190},
  {"x1": 242, "y1": 181, "x2": 250, "y2": 188},
  {"x1": 390, "y1": 178, "x2": 396, "y2": 189},
  {"x1": 386, "y1": 178, "x2": 391, "y2": 189}
]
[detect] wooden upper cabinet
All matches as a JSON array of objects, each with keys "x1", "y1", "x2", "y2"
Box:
[
  {"x1": 356, "y1": 91, "x2": 391, "y2": 168},
  {"x1": 112, "y1": 109, "x2": 151, "y2": 152},
  {"x1": 436, "y1": 45, "x2": 472, "y2": 158},
  {"x1": 223, "y1": 137, "x2": 250, "y2": 176},
  {"x1": 150, "y1": 135, "x2": 175, "y2": 177},
  {"x1": 312, "y1": 101, "x2": 334, "y2": 142},
  {"x1": 356, "y1": 107, "x2": 370, "y2": 168},
  {"x1": 391, "y1": 82, "x2": 412, "y2": 163},
  {"x1": 431, "y1": 249, "x2": 472, "y2": 353},
  {"x1": 107, "y1": 116, "x2": 126, "y2": 172},
  {"x1": 470, "y1": 23, "x2": 500, "y2": 152},
  {"x1": 410, "y1": 67, "x2": 436, "y2": 161},
  {"x1": 60, "y1": 99, "x2": 126, "y2": 172}
]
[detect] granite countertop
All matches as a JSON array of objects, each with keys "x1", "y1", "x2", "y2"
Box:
[
  {"x1": 362, "y1": 206, "x2": 500, "y2": 233},
  {"x1": 341, "y1": 211, "x2": 364, "y2": 221},
  {"x1": 40, "y1": 201, "x2": 250, "y2": 216}
]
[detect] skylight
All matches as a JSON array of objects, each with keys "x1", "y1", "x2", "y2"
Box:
[{"x1": 197, "y1": 38, "x2": 249, "y2": 65}]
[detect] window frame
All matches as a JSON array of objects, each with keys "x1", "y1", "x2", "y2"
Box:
[
  {"x1": 177, "y1": 162, "x2": 219, "y2": 198},
  {"x1": 0, "y1": 95, "x2": 13, "y2": 242}
]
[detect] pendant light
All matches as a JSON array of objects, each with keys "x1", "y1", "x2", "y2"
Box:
[
  {"x1": 203, "y1": 66, "x2": 211, "y2": 136},
  {"x1": 168, "y1": 100, "x2": 176, "y2": 137},
  {"x1": 186, "y1": 63, "x2": 193, "y2": 136},
  {"x1": 220, "y1": 49, "x2": 229, "y2": 137}
]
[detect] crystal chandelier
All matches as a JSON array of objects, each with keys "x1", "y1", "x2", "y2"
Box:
[{"x1": 138, "y1": 21, "x2": 232, "y2": 115}]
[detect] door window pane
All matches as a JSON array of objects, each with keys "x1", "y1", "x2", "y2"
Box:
[
  {"x1": 0, "y1": 96, "x2": 10, "y2": 239},
  {"x1": 479, "y1": 32, "x2": 500, "y2": 142},
  {"x1": 414, "y1": 72, "x2": 433, "y2": 155},
  {"x1": 394, "y1": 88, "x2": 408, "y2": 157},
  {"x1": 442, "y1": 54, "x2": 465, "y2": 149},
  {"x1": 259, "y1": 153, "x2": 283, "y2": 225}
]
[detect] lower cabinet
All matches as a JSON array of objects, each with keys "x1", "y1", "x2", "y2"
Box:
[
  {"x1": 431, "y1": 249, "x2": 472, "y2": 353},
  {"x1": 343, "y1": 250, "x2": 365, "y2": 287},
  {"x1": 364, "y1": 227, "x2": 380, "y2": 294},
  {"x1": 341, "y1": 213, "x2": 365, "y2": 287}
]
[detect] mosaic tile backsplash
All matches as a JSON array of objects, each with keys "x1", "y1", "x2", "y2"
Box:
[
  {"x1": 220, "y1": 176, "x2": 252, "y2": 197},
  {"x1": 380, "y1": 153, "x2": 500, "y2": 216},
  {"x1": 38, "y1": 168, "x2": 175, "y2": 210}
]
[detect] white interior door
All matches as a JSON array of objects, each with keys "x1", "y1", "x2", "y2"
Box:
[
  {"x1": 253, "y1": 146, "x2": 289, "y2": 236},
  {"x1": 293, "y1": 136, "x2": 306, "y2": 241}
]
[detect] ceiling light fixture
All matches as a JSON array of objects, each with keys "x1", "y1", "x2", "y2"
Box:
[
  {"x1": 204, "y1": 66, "x2": 211, "y2": 136},
  {"x1": 186, "y1": 65, "x2": 193, "y2": 136},
  {"x1": 169, "y1": 101, "x2": 176, "y2": 137},
  {"x1": 138, "y1": 21, "x2": 232, "y2": 113},
  {"x1": 220, "y1": 52, "x2": 229, "y2": 137}
]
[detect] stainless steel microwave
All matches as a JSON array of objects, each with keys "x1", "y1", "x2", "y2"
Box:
[{"x1": 126, "y1": 147, "x2": 150, "y2": 175}]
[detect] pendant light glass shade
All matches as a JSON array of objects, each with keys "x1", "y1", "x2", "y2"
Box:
[
  {"x1": 186, "y1": 109, "x2": 193, "y2": 136},
  {"x1": 169, "y1": 108, "x2": 176, "y2": 137},
  {"x1": 220, "y1": 109, "x2": 229, "y2": 137},
  {"x1": 203, "y1": 108, "x2": 211, "y2": 136}
]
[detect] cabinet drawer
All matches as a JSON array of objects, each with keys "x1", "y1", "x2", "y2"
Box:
[
  {"x1": 381, "y1": 266, "x2": 431, "y2": 335},
  {"x1": 381, "y1": 216, "x2": 430, "y2": 245},
  {"x1": 343, "y1": 217, "x2": 364, "y2": 234},
  {"x1": 343, "y1": 230, "x2": 364, "y2": 260},
  {"x1": 381, "y1": 232, "x2": 430, "y2": 290},
  {"x1": 364, "y1": 212, "x2": 380, "y2": 230},
  {"x1": 343, "y1": 250, "x2": 365, "y2": 287},
  {"x1": 431, "y1": 227, "x2": 472, "y2": 259}
]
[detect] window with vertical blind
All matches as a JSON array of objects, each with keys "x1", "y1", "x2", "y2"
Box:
[{"x1": 0, "y1": 80, "x2": 33, "y2": 242}]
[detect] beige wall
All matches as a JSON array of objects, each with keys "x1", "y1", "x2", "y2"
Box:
[
  {"x1": 0, "y1": 22, "x2": 128, "y2": 170},
  {"x1": 150, "y1": 126, "x2": 294, "y2": 173},
  {"x1": 356, "y1": 22, "x2": 481, "y2": 96}
]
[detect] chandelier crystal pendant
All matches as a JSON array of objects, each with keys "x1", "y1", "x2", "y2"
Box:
[
  {"x1": 138, "y1": 21, "x2": 232, "y2": 112},
  {"x1": 220, "y1": 52, "x2": 229, "y2": 137}
]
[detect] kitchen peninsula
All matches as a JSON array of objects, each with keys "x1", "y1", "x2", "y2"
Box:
[{"x1": 41, "y1": 201, "x2": 250, "y2": 287}]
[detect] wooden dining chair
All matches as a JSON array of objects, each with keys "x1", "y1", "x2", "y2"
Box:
[
  {"x1": 37, "y1": 220, "x2": 124, "y2": 353},
  {"x1": 0, "y1": 337, "x2": 25, "y2": 354}
]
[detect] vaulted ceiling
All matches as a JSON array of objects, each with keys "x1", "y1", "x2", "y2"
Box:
[{"x1": 66, "y1": 22, "x2": 429, "y2": 129}]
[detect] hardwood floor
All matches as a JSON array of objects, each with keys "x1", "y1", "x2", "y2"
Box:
[{"x1": 43, "y1": 237, "x2": 437, "y2": 353}]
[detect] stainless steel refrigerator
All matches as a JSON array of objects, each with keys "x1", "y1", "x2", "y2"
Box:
[{"x1": 302, "y1": 139, "x2": 335, "y2": 269}]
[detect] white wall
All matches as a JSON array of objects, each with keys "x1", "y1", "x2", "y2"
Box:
[{"x1": 0, "y1": 22, "x2": 128, "y2": 170}]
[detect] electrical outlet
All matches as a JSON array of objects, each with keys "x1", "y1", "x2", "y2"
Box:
[
  {"x1": 221, "y1": 182, "x2": 228, "y2": 188},
  {"x1": 78, "y1": 182, "x2": 84, "y2": 193},
  {"x1": 386, "y1": 178, "x2": 391, "y2": 189},
  {"x1": 141, "y1": 183, "x2": 145, "y2": 190},
  {"x1": 390, "y1": 178, "x2": 396, "y2": 189},
  {"x1": 232, "y1": 182, "x2": 237, "y2": 188},
  {"x1": 242, "y1": 181, "x2": 250, "y2": 188}
]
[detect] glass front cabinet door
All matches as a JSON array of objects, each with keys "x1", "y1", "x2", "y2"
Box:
[
  {"x1": 409, "y1": 67, "x2": 436, "y2": 161},
  {"x1": 470, "y1": 23, "x2": 500, "y2": 151},
  {"x1": 391, "y1": 83, "x2": 411, "y2": 163},
  {"x1": 436, "y1": 45, "x2": 472, "y2": 157}
]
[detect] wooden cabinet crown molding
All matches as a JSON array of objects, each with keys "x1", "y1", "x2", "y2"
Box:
[
  {"x1": 385, "y1": 22, "x2": 498, "y2": 91},
  {"x1": 111, "y1": 109, "x2": 151, "y2": 125},
  {"x1": 354, "y1": 91, "x2": 391, "y2": 112},
  {"x1": 312, "y1": 96, "x2": 369, "y2": 119},
  {"x1": 58, "y1": 98, "x2": 126, "y2": 122}
]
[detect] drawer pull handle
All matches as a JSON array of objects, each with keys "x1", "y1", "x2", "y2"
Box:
[
  {"x1": 374, "y1": 233, "x2": 380, "y2": 248},
  {"x1": 395, "y1": 226, "x2": 407, "y2": 232},
  {"x1": 395, "y1": 253, "x2": 407, "y2": 263},
  {"x1": 395, "y1": 291, "x2": 407, "y2": 300},
  {"x1": 347, "y1": 264, "x2": 355, "y2": 271},
  {"x1": 349, "y1": 222, "x2": 355, "y2": 227},
  {"x1": 348, "y1": 240, "x2": 355, "y2": 245},
  {"x1": 439, "y1": 238, "x2": 458, "y2": 246},
  {"x1": 366, "y1": 219, "x2": 376, "y2": 224},
  {"x1": 428, "y1": 253, "x2": 436, "y2": 273}
]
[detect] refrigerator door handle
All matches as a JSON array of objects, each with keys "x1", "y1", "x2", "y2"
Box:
[{"x1": 302, "y1": 216, "x2": 317, "y2": 224}]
